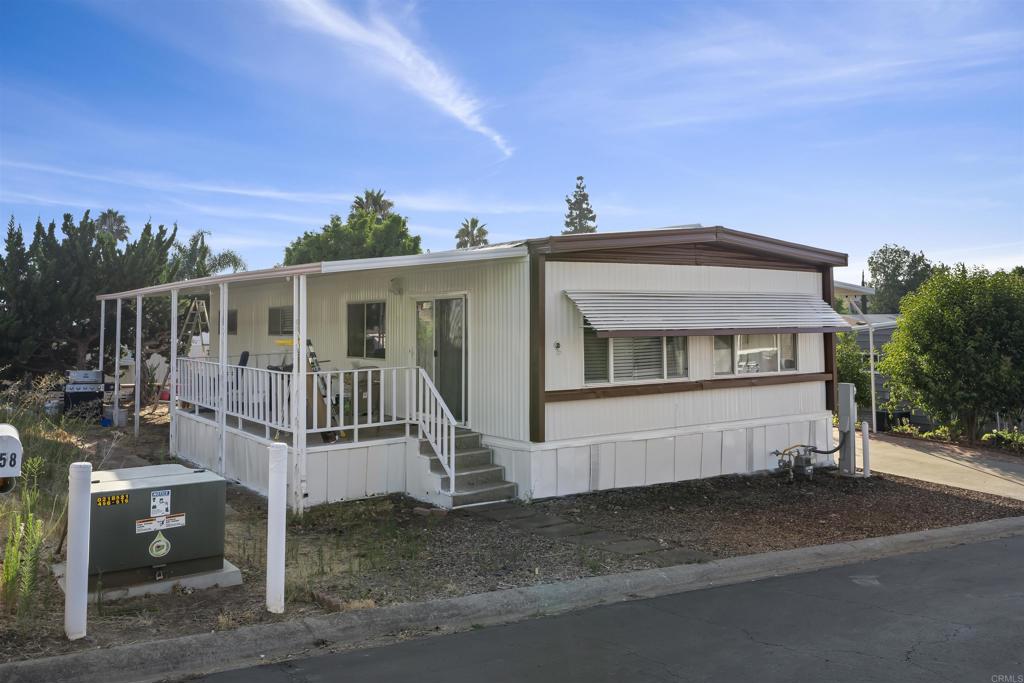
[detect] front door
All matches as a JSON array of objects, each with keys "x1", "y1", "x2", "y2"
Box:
[{"x1": 416, "y1": 297, "x2": 466, "y2": 422}]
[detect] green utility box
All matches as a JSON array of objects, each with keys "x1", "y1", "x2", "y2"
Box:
[{"x1": 89, "y1": 464, "x2": 226, "y2": 589}]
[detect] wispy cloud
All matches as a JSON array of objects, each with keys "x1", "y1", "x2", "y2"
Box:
[
  {"x1": 2, "y1": 159, "x2": 551, "y2": 216},
  {"x1": 533, "y1": 7, "x2": 1024, "y2": 130},
  {"x1": 277, "y1": 0, "x2": 512, "y2": 157}
]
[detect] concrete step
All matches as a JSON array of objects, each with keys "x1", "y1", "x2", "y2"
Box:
[
  {"x1": 427, "y1": 447, "x2": 494, "y2": 472},
  {"x1": 440, "y1": 463, "x2": 507, "y2": 490},
  {"x1": 419, "y1": 431, "x2": 482, "y2": 455},
  {"x1": 450, "y1": 481, "x2": 518, "y2": 508}
]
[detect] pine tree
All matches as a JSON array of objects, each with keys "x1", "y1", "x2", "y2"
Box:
[{"x1": 562, "y1": 176, "x2": 597, "y2": 234}]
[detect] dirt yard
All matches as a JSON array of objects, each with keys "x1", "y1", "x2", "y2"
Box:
[{"x1": 2, "y1": 405, "x2": 1023, "y2": 664}]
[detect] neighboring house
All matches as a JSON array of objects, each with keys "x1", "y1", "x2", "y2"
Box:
[{"x1": 96, "y1": 226, "x2": 850, "y2": 510}]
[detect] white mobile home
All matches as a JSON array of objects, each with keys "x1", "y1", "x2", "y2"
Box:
[{"x1": 97, "y1": 226, "x2": 849, "y2": 510}]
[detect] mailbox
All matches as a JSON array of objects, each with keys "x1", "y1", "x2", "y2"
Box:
[{"x1": 0, "y1": 424, "x2": 22, "y2": 494}]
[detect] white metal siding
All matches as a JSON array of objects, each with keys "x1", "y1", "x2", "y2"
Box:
[
  {"x1": 210, "y1": 258, "x2": 530, "y2": 441},
  {"x1": 546, "y1": 262, "x2": 822, "y2": 391},
  {"x1": 545, "y1": 381, "x2": 826, "y2": 440}
]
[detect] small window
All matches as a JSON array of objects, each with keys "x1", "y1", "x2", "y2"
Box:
[
  {"x1": 713, "y1": 336, "x2": 734, "y2": 375},
  {"x1": 666, "y1": 336, "x2": 687, "y2": 378},
  {"x1": 583, "y1": 323, "x2": 609, "y2": 384},
  {"x1": 780, "y1": 333, "x2": 797, "y2": 371},
  {"x1": 227, "y1": 309, "x2": 238, "y2": 336},
  {"x1": 583, "y1": 322, "x2": 688, "y2": 384},
  {"x1": 268, "y1": 306, "x2": 293, "y2": 336},
  {"x1": 737, "y1": 334, "x2": 778, "y2": 375},
  {"x1": 347, "y1": 302, "x2": 386, "y2": 359},
  {"x1": 612, "y1": 337, "x2": 663, "y2": 382}
]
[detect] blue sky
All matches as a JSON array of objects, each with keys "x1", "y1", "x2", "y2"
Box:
[{"x1": 1, "y1": 0, "x2": 1022, "y2": 282}]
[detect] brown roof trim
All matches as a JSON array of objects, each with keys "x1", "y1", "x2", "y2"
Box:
[
  {"x1": 595, "y1": 326, "x2": 848, "y2": 338},
  {"x1": 546, "y1": 372, "x2": 832, "y2": 403},
  {"x1": 527, "y1": 226, "x2": 847, "y2": 267}
]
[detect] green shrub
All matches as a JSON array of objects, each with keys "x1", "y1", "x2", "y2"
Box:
[
  {"x1": 889, "y1": 418, "x2": 920, "y2": 436},
  {"x1": 981, "y1": 428, "x2": 1024, "y2": 454}
]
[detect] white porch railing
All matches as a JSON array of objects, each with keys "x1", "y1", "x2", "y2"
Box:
[
  {"x1": 415, "y1": 368, "x2": 457, "y2": 495},
  {"x1": 175, "y1": 357, "x2": 459, "y2": 494}
]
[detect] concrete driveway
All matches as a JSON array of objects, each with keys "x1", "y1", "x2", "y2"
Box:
[{"x1": 855, "y1": 431, "x2": 1024, "y2": 501}]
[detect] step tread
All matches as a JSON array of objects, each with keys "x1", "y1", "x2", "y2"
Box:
[{"x1": 452, "y1": 481, "x2": 517, "y2": 495}]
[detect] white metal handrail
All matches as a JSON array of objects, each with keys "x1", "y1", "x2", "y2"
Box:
[
  {"x1": 176, "y1": 358, "x2": 220, "y2": 411},
  {"x1": 225, "y1": 364, "x2": 293, "y2": 430},
  {"x1": 176, "y1": 358, "x2": 459, "y2": 494},
  {"x1": 416, "y1": 368, "x2": 457, "y2": 495},
  {"x1": 306, "y1": 366, "x2": 414, "y2": 437}
]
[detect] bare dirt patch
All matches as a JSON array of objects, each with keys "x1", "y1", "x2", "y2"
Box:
[{"x1": 531, "y1": 471, "x2": 1024, "y2": 558}]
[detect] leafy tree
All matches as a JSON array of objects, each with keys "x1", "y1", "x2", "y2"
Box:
[
  {"x1": 867, "y1": 244, "x2": 935, "y2": 313},
  {"x1": 836, "y1": 331, "x2": 871, "y2": 408},
  {"x1": 0, "y1": 211, "x2": 176, "y2": 376},
  {"x1": 349, "y1": 189, "x2": 394, "y2": 222},
  {"x1": 168, "y1": 230, "x2": 247, "y2": 280},
  {"x1": 878, "y1": 266, "x2": 1024, "y2": 442},
  {"x1": 96, "y1": 208, "x2": 130, "y2": 241},
  {"x1": 284, "y1": 211, "x2": 421, "y2": 265},
  {"x1": 563, "y1": 176, "x2": 597, "y2": 234},
  {"x1": 455, "y1": 217, "x2": 489, "y2": 249}
]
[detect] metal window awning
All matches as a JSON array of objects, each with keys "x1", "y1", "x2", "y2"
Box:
[{"x1": 565, "y1": 290, "x2": 851, "y2": 337}]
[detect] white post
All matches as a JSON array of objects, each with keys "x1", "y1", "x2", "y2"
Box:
[
  {"x1": 98, "y1": 299, "x2": 105, "y2": 373},
  {"x1": 113, "y1": 299, "x2": 122, "y2": 426},
  {"x1": 290, "y1": 277, "x2": 300, "y2": 510},
  {"x1": 134, "y1": 295, "x2": 142, "y2": 436},
  {"x1": 218, "y1": 283, "x2": 228, "y2": 474},
  {"x1": 849, "y1": 299, "x2": 877, "y2": 433},
  {"x1": 868, "y1": 324, "x2": 877, "y2": 433},
  {"x1": 266, "y1": 442, "x2": 287, "y2": 614},
  {"x1": 296, "y1": 274, "x2": 308, "y2": 512},
  {"x1": 169, "y1": 290, "x2": 178, "y2": 458},
  {"x1": 861, "y1": 420, "x2": 871, "y2": 478},
  {"x1": 65, "y1": 461, "x2": 92, "y2": 640}
]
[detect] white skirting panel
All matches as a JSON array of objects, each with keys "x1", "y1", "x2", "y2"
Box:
[
  {"x1": 174, "y1": 413, "x2": 411, "y2": 508},
  {"x1": 488, "y1": 412, "x2": 832, "y2": 502}
]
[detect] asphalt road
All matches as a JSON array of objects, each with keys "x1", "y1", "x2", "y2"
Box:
[{"x1": 201, "y1": 535, "x2": 1024, "y2": 682}]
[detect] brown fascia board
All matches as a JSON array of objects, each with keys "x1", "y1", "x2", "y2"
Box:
[{"x1": 526, "y1": 225, "x2": 848, "y2": 267}]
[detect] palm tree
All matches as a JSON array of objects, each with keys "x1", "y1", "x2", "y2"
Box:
[
  {"x1": 96, "y1": 208, "x2": 130, "y2": 241},
  {"x1": 168, "y1": 230, "x2": 247, "y2": 280},
  {"x1": 455, "y1": 217, "x2": 489, "y2": 249},
  {"x1": 349, "y1": 189, "x2": 394, "y2": 222}
]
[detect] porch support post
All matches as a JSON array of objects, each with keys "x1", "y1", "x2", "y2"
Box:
[
  {"x1": 134, "y1": 295, "x2": 142, "y2": 436},
  {"x1": 218, "y1": 282, "x2": 228, "y2": 474},
  {"x1": 169, "y1": 289, "x2": 178, "y2": 458},
  {"x1": 821, "y1": 266, "x2": 837, "y2": 413},
  {"x1": 294, "y1": 275, "x2": 308, "y2": 512},
  {"x1": 528, "y1": 249, "x2": 546, "y2": 442},
  {"x1": 98, "y1": 299, "x2": 105, "y2": 374},
  {"x1": 113, "y1": 298, "x2": 122, "y2": 425}
]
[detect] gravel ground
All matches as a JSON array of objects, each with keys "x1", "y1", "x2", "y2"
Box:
[{"x1": 4, "y1": 408, "x2": 1022, "y2": 664}]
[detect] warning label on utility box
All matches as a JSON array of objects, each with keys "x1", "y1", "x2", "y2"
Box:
[
  {"x1": 135, "y1": 513, "x2": 186, "y2": 534},
  {"x1": 150, "y1": 489, "x2": 171, "y2": 517}
]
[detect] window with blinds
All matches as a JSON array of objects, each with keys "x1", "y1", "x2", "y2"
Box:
[
  {"x1": 583, "y1": 323, "x2": 688, "y2": 385},
  {"x1": 583, "y1": 324, "x2": 609, "y2": 383},
  {"x1": 267, "y1": 305, "x2": 293, "y2": 336},
  {"x1": 612, "y1": 337, "x2": 663, "y2": 381}
]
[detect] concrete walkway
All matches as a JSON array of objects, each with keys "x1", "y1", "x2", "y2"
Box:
[{"x1": 857, "y1": 431, "x2": 1024, "y2": 501}]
